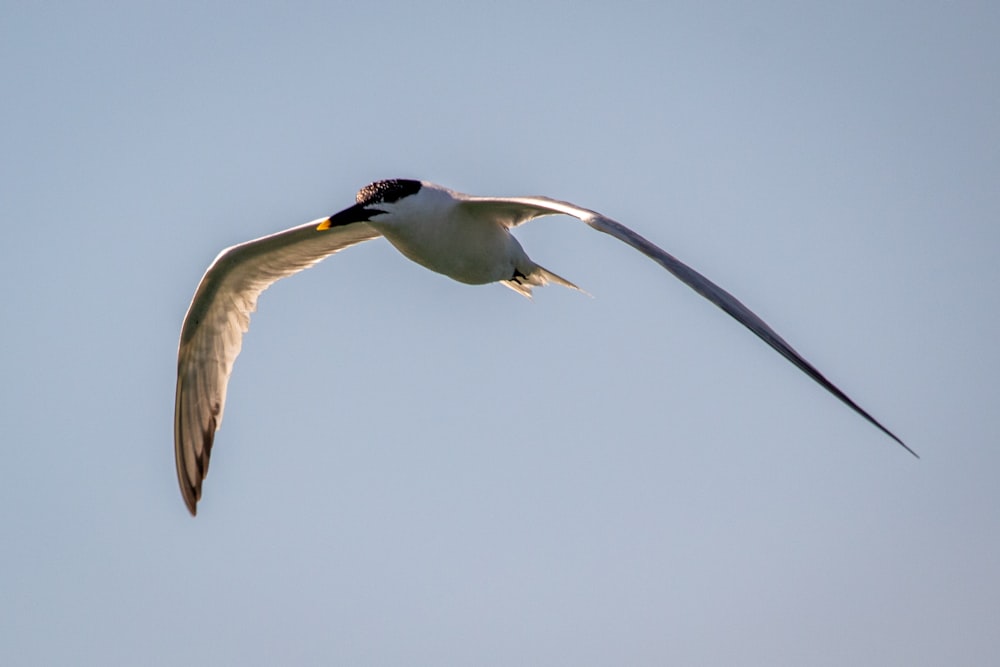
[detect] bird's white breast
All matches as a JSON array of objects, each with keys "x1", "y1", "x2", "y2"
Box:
[{"x1": 370, "y1": 191, "x2": 527, "y2": 285}]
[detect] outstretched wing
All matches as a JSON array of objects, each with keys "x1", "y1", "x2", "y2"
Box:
[
  {"x1": 459, "y1": 193, "x2": 915, "y2": 457},
  {"x1": 175, "y1": 218, "x2": 382, "y2": 515}
]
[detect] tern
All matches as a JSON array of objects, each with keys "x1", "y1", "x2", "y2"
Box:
[{"x1": 175, "y1": 179, "x2": 915, "y2": 515}]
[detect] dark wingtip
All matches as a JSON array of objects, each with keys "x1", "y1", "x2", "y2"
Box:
[
  {"x1": 849, "y1": 400, "x2": 917, "y2": 459},
  {"x1": 889, "y1": 432, "x2": 920, "y2": 459},
  {"x1": 180, "y1": 481, "x2": 199, "y2": 516}
]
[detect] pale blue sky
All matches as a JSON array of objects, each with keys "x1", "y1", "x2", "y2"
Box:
[{"x1": 2, "y1": 1, "x2": 999, "y2": 665}]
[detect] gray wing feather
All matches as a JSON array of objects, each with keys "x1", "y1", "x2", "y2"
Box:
[
  {"x1": 175, "y1": 219, "x2": 382, "y2": 515},
  {"x1": 460, "y1": 194, "x2": 915, "y2": 457}
]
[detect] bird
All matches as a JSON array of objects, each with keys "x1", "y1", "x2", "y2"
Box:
[{"x1": 175, "y1": 179, "x2": 915, "y2": 515}]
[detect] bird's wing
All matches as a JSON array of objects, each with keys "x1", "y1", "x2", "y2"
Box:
[
  {"x1": 175, "y1": 219, "x2": 382, "y2": 515},
  {"x1": 458, "y1": 194, "x2": 915, "y2": 456}
]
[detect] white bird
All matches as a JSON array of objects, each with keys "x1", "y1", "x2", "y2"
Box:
[{"x1": 175, "y1": 179, "x2": 915, "y2": 515}]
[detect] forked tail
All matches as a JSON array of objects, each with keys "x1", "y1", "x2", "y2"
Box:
[{"x1": 501, "y1": 264, "x2": 586, "y2": 298}]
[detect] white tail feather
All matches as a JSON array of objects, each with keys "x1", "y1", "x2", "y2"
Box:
[{"x1": 501, "y1": 264, "x2": 586, "y2": 299}]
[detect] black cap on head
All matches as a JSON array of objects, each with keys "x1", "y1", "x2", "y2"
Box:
[{"x1": 356, "y1": 179, "x2": 422, "y2": 206}]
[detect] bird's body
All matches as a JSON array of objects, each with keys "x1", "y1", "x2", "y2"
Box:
[
  {"x1": 362, "y1": 182, "x2": 577, "y2": 294},
  {"x1": 175, "y1": 179, "x2": 915, "y2": 516},
  {"x1": 373, "y1": 185, "x2": 533, "y2": 284}
]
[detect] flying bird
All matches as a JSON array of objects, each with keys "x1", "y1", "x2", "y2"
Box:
[{"x1": 175, "y1": 179, "x2": 915, "y2": 515}]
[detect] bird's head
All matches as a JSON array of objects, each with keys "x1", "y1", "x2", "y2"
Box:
[
  {"x1": 356, "y1": 179, "x2": 423, "y2": 208},
  {"x1": 317, "y1": 179, "x2": 429, "y2": 230}
]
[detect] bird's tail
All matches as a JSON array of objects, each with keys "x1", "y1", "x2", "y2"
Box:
[{"x1": 501, "y1": 264, "x2": 586, "y2": 299}]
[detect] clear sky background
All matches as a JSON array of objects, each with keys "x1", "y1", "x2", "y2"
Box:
[{"x1": 2, "y1": 2, "x2": 998, "y2": 665}]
